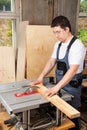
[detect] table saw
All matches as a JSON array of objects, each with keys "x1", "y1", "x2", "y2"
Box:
[{"x1": 0, "y1": 79, "x2": 73, "y2": 130}]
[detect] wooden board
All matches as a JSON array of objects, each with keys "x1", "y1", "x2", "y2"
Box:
[
  {"x1": 16, "y1": 21, "x2": 29, "y2": 81},
  {"x1": 0, "y1": 47, "x2": 15, "y2": 84},
  {"x1": 36, "y1": 84, "x2": 80, "y2": 119},
  {"x1": 26, "y1": 25, "x2": 57, "y2": 79}
]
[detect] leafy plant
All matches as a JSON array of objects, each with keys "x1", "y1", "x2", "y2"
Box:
[
  {"x1": 80, "y1": 0, "x2": 87, "y2": 12},
  {"x1": 0, "y1": 0, "x2": 11, "y2": 11},
  {"x1": 78, "y1": 29, "x2": 87, "y2": 45}
]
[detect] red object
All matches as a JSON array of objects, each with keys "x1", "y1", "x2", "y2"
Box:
[{"x1": 14, "y1": 90, "x2": 38, "y2": 97}]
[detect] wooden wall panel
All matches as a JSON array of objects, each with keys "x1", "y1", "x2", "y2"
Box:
[
  {"x1": 26, "y1": 25, "x2": 57, "y2": 79},
  {"x1": 21, "y1": 0, "x2": 79, "y2": 36},
  {"x1": 22, "y1": 0, "x2": 54, "y2": 24},
  {"x1": 57, "y1": 0, "x2": 80, "y2": 35},
  {"x1": 0, "y1": 47, "x2": 15, "y2": 84}
]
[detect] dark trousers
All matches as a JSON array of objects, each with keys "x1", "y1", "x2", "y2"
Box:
[{"x1": 69, "y1": 117, "x2": 81, "y2": 130}]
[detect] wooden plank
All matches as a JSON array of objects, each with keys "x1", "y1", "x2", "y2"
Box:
[
  {"x1": 16, "y1": 21, "x2": 29, "y2": 81},
  {"x1": 50, "y1": 118, "x2": 75, "y2": 130},
  {"x1": 36, "y1": 84, "x2": 80, "y2": 119},
  {"x1": 0, "y1": 47, "x2": 15, "y2": 84},
  {"x1": 26, "y1": 25, "x2": 57, "y2": 79}
]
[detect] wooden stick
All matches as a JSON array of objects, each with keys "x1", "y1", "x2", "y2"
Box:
[{"x1": 36, "y1": 84, "x2": 80, "y2": 119}]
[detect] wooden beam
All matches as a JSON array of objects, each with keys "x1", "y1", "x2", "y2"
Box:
[
  {"x1": 36, "y1": 84, "x2": 80, "y2": 119},
  {"x1": 16, "y1": 21, "x2": 29, "y2": 81},
  {"x1": 0, "y1": 12, "x2": 18, "y2": 19}
]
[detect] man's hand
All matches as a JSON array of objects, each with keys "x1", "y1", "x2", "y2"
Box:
[
  {"x1": 30, "y1": 77, "x2": 43, "y2": 86},
  {"x1": 45, "y1": 85, "x2": 59, "y2": 97}
]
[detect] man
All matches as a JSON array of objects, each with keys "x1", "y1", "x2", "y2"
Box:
[{"x1": 31, "y1": 15, "x2": 86, "y2": 130}]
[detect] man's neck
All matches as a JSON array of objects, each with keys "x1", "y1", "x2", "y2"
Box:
[{"x1": 63, "y1": 33, "x2": 73, "y2": 43}]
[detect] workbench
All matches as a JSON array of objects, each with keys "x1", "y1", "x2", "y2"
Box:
[
  {"x1": 0, "y1": 80, "x2": 74, "y2": 130},
  {"x1": 0, "y1": 111, "x2": 75, "y2": 130}
]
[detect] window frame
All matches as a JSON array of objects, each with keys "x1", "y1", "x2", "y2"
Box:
[{"x1": 0, "y1": 0, "x2": 19, "y2": 49}]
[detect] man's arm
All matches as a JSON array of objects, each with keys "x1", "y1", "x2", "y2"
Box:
[{"x1": 46, "y1": 64, "x2": 79, "y2": 97}]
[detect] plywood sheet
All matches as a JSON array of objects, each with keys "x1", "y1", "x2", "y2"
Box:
[
  {"x1": 16, "y1": 21, "x2": 29, "y2": 81},
  {"x1": 0, "y1": 47, "x2": 15, "y2": 84},
  {"x1": 36, "y1": 84, "x2": 80, "y2": 119},
  {"x1": 26, "y1": 25, "x2": 57, "y2": 79}
]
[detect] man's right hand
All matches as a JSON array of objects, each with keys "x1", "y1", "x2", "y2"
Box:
[{"x1": 30, "y1": 77, "x2": 43, "y2": 86}]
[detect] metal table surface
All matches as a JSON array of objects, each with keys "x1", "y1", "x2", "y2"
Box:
[
  {"x1": 0, "y1": 80, "x2": 46, "y2": 114},
  {"x1": 0, "y1": 80, "x2": 73, "y2": 130}
]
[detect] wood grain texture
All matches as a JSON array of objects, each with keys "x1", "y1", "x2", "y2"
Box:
[
  {"x1": 36, "y1": 84, "x2": 80, "y2": 119},
  {"x1": 0, "y1": 47, "x2": 15, "y2": 84},
  {"x1": 22, "y1": 0, "x2": 54, "y2": 24},
  {"x1": 26, "y1": 25, "x2": 57, "y2": 79}
]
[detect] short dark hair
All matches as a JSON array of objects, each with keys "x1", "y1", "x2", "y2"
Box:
[{"x1": 51, "y1": 15, "x2": 71, "y2": 32}]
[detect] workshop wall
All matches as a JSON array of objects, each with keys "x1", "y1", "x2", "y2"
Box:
[
  {"x1": 21, "y1": 0, "x2": 80, "y2": 35},
  {"x1": 15, "y1": 0, "x2": 80, "y2": 80}
]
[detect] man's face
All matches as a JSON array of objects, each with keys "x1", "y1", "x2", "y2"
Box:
[{"x1": 52, "y1": 26, "x2": 69, "y2": 42}]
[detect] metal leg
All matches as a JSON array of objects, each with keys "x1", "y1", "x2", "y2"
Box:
[
  {"x1": 23, "y1": 111, "x2": 28, "y2": 122},
  {"x1": 28, "y1": 110, "x2": 32, "y2": 130},
  {"x1": 56, "y1": 108, "x2": 63, "y2": 126},
  {"x1": 23, "y1": 111, "x2": 28, "y2": 129}
]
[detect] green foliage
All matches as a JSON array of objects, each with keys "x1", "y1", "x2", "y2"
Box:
[
  {"x1": 80, "y1": 0, "x2": 87, "y2": 12},
  {"x1": 78, "y1": 29, "x2": 87, "y2": 45},
  {"x1": 0, "y1": 0, "x2": 11, "y2": 11},
  {"x1": 0, "y1": 19, "x2": 12, "y2": 46}
]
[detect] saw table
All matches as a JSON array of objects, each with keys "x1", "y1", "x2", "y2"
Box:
[{"x1": 0, "y1": 79, "x2": 73, "y2": 130}]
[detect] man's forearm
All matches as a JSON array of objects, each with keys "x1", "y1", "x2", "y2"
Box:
[
  {"x1": 39, "y1": 58, "x2": 56, "y2": 79},
  {"x1": 56, "y1": 64, "x2": 79, "y2": 90}
]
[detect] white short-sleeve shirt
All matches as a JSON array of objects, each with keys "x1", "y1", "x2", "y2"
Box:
[{"x1": 51, "y1": 39, "x2": 86, "y2": 73}]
